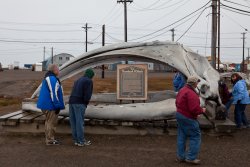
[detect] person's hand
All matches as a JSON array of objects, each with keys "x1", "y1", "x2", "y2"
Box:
[{"x1": 202, "y1": 108, "x2": 206, "y2": 113}]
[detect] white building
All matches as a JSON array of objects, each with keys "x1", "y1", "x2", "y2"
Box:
[
  {"x1": 43, "y1": 53, "x2": 74, "y2": 70},
  {"x1": 34, "y1": 63, "x2": 43, "y2": 71}
]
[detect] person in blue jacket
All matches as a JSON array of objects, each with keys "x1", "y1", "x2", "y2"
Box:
[
  {"x1": 173, "y1": 71, "x2": 186, "y2": 92},
  {"x1": 37, "y1": 64, "x2": 65, "y2": 145},
  {"x1": 231, "y1": 73, "x2": 250, "y2": 129},
  {"x1": 69, "y1": 68, "x2": 95, "y2": 147}
]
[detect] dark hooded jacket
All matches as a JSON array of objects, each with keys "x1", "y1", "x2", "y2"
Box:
[{"x1": 69, "y1": 70, "x2": 94, "y2": 106}]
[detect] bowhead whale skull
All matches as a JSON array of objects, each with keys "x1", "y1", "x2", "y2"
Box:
[{"x1": 24, "y1": 41, "x2": 220, "y2": 121}]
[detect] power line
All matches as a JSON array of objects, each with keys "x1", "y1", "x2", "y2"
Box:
[
  {"x1": 105, "y1": 9, "x2": 123, "y2": 25},
  {"x1": 0, "y1": 21, "x2": 83, "y2": 26},
  {"x1": 137, "y1": 9, "x2": 206, "y2": 42},
  {"x1": 131, "y1": 0, "x2": 184, "y2": 11},
  {"x1": 175, "y1": 34, "x2": 240, "y2": 39},
  {"x1": 131, "y1": 0, "x2": 163, "y2": 11},
  {"x1": 223, "y1": 0, "x2": 250, "y2": 9},
  {"x1": 185, "y1": 45, "x2": 243, "y2": 49},
  {"x1": 90, "y1": 33, "x2": 102, "y2": 42},
  {"x1": 221, "y1": 11, "x2": 248, "y2": 31},
  {"x1": 221, "y1": 6, "x2": 250, "y2": 16},
  {"x1": 128, "y1": 1, "x2": 211, "y2": 41},
  {"x1": 0, "y1": 27, "x2": 82, "y2": 32},
  {"x1": 103, "y1": 6, "x2": 124, "y2": 25},
  {"x1": 0, "y1": 39, "x2": 85, "y2": 44},
  {"x1": 105, "y1": 33, "x2": 123, "y2": 42},
  {"x1": 142, "y1": 0, "x2": 190, "y2": 27},
  {"x1": 221, "y1": 3, "x2": 250, "y2": 14},
  {"x1": 97, "y1": 3, "x2": 118, "y2": 23},
  {"x1": 177, "y1": 8, "x2": 208, "y2": 42},
  {"x1": 0, "y1": 47, "x2": 42, "y2": 51}
]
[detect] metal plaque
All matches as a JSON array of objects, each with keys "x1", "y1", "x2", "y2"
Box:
[{"x1": 117, "y1": 64, "x2": 148, "y2": 100}]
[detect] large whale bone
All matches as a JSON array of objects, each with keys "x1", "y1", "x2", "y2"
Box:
[{"x1": 25, "y1": 41, "x2": 220, "y2": 120}]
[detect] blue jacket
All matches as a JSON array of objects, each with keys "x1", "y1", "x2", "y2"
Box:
[
  {"x1": 69, "y1": 76, "x2": 93, "y2": 106},
  {"x1": 37, "y1": 72, "x2": 65, "y2": 110},
  {"x1": 173, "y1": 72, "x2": 186, "y2": 92},
  {"x1": 232, "y1": 79, "x2": 250, "y2": 104}
]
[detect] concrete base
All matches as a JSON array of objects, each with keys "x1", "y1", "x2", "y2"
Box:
[{"x1": 0, "y1": 110, "x2": 236, "y2": 135}]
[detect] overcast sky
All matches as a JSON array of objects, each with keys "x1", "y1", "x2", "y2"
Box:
[{"x1": 0, "y1": 0, "x2": 250, "y2": 66}]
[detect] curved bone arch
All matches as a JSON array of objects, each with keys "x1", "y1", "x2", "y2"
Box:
[{"x1": 24, "y1": 41, "x2": 220, "y2": 121}]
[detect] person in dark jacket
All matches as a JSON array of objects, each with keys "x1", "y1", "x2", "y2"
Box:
[
  {"x1": 69, "y1": 68, "x2": 95, "y2": 146},
  {"x1": 175, "y1": 76, "x2": 206, "y2": 165},
  {"x1": 218, "y1": 79, "x2": 233, "y2": 117},
  {"x1": 231, "y1": 73, "x2": 250, "y2": 129},
  {"x1": 37, "y1": 64, "x2": 65, "y2": 145}
]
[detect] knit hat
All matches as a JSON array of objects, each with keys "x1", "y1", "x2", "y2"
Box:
[
  {"x1": 187, "y1": 76, "x2": 200, "y2": 84},
  {"x1": 84, "y1": 68, "x2": 95, "y2": 79}
]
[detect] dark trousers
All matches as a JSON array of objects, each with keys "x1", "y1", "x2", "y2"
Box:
[{"x1": 234, "y1": 104, "x2": 249, "y2": 128}]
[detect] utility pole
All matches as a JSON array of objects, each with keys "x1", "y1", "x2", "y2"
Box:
[
  {"x1": 170, "y1": 28, "x2": 175, "y2": 42},
  {"x1": 117, "y1": 0, "x2": 133, "y2": 64},
  {"x1": 248, "y1": 48, "x2": 250, "y2": 64},
  {"x1": 117, "y1": 0, "x2": 133, "y2": 42},
  {"x1": 82, "y1": 23, "x2": 92, "y2": 52},
  {"x1": 242, "y1": 32, "x2": 246, "y2": 73},
  {"x1": 51, "y1": 47, "x2": 54, "y2": 64},
  {"x1": 217, "y1": 0, "x2": 221, "y2": 71},
  {"x1": 247, "y1": 47, "x2": 250, "y2": 74},
  {"x1": 102, "y1": 24, "x2": 105, "y2": 79},
  {"x1": 211, "y1": 0, "x2": 217, "y2": 69},
  {"x1": 43, "y1": 47, "x2": 45, "y2": 71}
]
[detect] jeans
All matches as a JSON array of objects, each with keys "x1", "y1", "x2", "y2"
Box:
[
  {"x1": 69, "y1": 104, "x2": 86, "y2": 144},
  {"x1": 176, "y1": 112, "x2": 201, "y2": 161},
  {"x1": 234, "y1": 104, "x2": 249, "y2": 128}
]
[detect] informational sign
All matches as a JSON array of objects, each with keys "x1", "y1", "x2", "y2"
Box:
[{"x1": 117, "y1": 64, "x2": 148, "y2": 100}]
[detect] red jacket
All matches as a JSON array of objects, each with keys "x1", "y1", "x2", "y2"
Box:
[{"x1": 176, "y1": 85, "x2": 203, "y2": 119}]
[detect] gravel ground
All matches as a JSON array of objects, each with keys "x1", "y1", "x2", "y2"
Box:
[
  {"x1": 0, "y1": 69, "x2": 250, "y2": 167},
  {"x1": 0, "y1": 131, "x2": 250, "y2": 167}
]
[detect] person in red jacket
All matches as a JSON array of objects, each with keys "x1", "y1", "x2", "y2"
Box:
[{"x1": 175, "y1": 76, "x2": 206, "y2": 165}]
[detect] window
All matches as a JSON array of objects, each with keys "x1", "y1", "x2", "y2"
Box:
[
  {"x1": 59, "y1": 57, "x2": 62, "y2": 60},
  {"x1": 66, "y1": 57, "x2": 70, "y2": 60}
]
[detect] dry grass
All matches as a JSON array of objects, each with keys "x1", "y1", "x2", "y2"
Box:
[
  {"x1": 62, "y1": 76, "x2": 174, "y2": 96},
  {"x1": 0, "y1": 98, "x2": 21, "y2": 107},
  {"x1": 0, "y1": 74, "x2": 174, "y2": 107}
]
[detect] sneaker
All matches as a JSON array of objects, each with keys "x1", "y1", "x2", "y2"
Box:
[
  {"x1": 185, "y1": 159, "x2": 201, "y2": 165},
  {"x1": 242, "y1": 125, "x2": 250, "y2": 129},
  {"x1": 77, "y1": 143, "x2": 84, "y2": 147},
  {"x1": 84, "y1": 140, "x2": 91, "y2": 146},
  {"x1": 77, "y1": 140, "x2": 91, "y2": 147},
  {"x1": 74, "y1": 142, "x2": 78, "y2": 146},
  {"x1": 46, "y1": 140, "x2": 60, "y2": 146}
]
